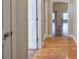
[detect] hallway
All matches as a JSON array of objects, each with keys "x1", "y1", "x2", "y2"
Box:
[
  {"x1": 28, "y1": 0, "x2": 77, "y2": 59},
  {"x1": 2, "y1": 0, "x2": 77, "y2": 59}
]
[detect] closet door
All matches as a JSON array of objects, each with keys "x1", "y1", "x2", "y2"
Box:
[{"x1": 2, "y1": 0, "x2": 12, "y2": 59}]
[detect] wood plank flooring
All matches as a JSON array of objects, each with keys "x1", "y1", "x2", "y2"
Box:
[{"x1": 29, "y1": 36, "x2": 77, "y2": 59}]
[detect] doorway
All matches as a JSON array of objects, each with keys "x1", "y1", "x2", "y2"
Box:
[{"x1": 52, "y1": 2, "x2": 68, "y2": 36}]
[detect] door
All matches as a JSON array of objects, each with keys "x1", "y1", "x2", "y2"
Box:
[
  {"x1": 2, "y1": 0, "x2": 12, "y2": 59},
  {"x1": 28, "y1": 0, "x2": 37, "y2": 49}
]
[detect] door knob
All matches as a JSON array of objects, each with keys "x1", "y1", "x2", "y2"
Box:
[
  {"x1": 3, "y1": 32, "x2": 12, "y2": 40},
  {"x1": 4, "y1": 32, "x2": 9, "y2": 38}
]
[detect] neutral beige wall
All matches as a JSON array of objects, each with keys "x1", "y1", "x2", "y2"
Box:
[
  {"x1": 15, "y1": 0, "x2": 28, "y2": 59},
  {"x1": 68, "y1": 0, "x2": 77, "y2": 39},
  {"x1": 73, "y1": 0, "x2": 77, "y2": 39},
  {"x1": 53, "y1": 0, "x2": 68, "y2": 2},
  {"x1": 68, "y1": 0, "x2": 74, "y2": 36},
  {"x1": 41, "y1": 0, "x2": 45, "y2": 42},
  {"x1": 45, "y1": 0, "x2": 52, "y2": 35},
  {"x1": 48, "y1": 0, "x2": 53, "y2": 35},
  {"x1": 53, "y1": 3, "x2": 68, "y2": 12},
  {"x1": 45, "y1": 0, "x2": 49, "y2": 35},
  {"x1": 53, "y1": 2, "x2": 68, "y2": 22}
]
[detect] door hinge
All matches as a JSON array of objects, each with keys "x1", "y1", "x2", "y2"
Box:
[
  {"x1": 36, "y1": 17, "x2": 38, "y2": 21},
  {"x1": 10, "y1": 31, "x2": 12, "y2": 35},
  {"x1": 37, "y1": 38, "x2": 38, "y2": 49}
]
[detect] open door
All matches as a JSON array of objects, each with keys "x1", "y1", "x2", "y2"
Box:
[{"x1": 2, "y1": 0, "x2": 12, "y2": 59}]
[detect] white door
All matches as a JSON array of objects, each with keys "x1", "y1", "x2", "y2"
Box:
[
  {"x1": 2, "y1": 0, "x2": 12, "y2": 59},
  {"x1": 28, "y1": 0, "x2": 37, "y2": 49}
]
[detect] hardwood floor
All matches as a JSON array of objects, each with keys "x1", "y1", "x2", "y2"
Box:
[{"x1": 32, "y1": 36, "x2": 77, "y2": 59}]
